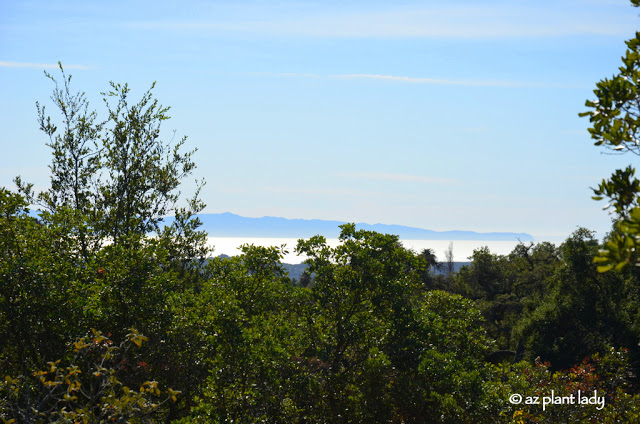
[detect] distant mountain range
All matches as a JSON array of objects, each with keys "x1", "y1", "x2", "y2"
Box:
[{"x1": 185, "y1": 212, "x2": 534, "y2": 241}]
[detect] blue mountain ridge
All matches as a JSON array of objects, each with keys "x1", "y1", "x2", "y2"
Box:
[{"x1": 181, "y1": 212, "x2": 534, "y2": 241}]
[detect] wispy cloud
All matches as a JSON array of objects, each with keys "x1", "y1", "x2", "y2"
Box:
[
  {"x1": 0, "y1": 61, "x2": 90, "y2": 70},
  {"x1": 248, "y1": 72, "x2": 571, "y2": 88},
  {"x1": 260, "y1": 184, "x2": 424, "y2": 203},
  {"x1": 263, "y1": 186, "x2": 373, "y2": 197},
  {"x1": 333, "y1": 74, "x2": 524, "y2": 87},
  {"x1": 123, "y1": 3, "x2": 636, "y2": 39},
  {"x1": 338, "y1": 172, "x2": 457, "y2": 184}
]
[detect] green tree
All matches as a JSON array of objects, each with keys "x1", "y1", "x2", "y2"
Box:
[
  {"x1": 173, "y1": 245, "x2": 306, "y2": 424},
  {"x1": 1, "y1": 66, "x2": 210, "y2": 422},
  {"x1": 291, "y1": 225, "x2": 495, "y2": 423},
  {"x1": 514, "y1": 229, "x2": 634, "y2": 369},
  {"x1": 96, "y1": 80, "x2": 201, "y2": 245},
  {"x1": 417, "y1": 248, "x2": 448, "y2": 290},
  {"x1": 454, "y1": 248, "x2": 516, "y2": 348},
  {"x1": 455, "y1": 247, "x2": 506, "y2": 301},
  {"x1": 16, "y1": 63, "x2": 206, "y2": 253},
  {"x1": 580, "y1": 1, "x2": 640, "y2": 271}
]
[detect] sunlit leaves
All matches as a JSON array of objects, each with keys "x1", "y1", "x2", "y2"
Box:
[
  {"x1": 581, "y1": 29, "x2": 640, "y2": 272},
  {"x1": 592, "y1": 166, "x2": 640, "y2": 217},
  {"x1": 0, "y1": 330, "x2": 178, "y2": 423},
  {"x1": 594, "y1": 207, "x2": 640, "y2": 272},
  {"x1": 581, "y1": 33, "x2": 640, "y2": 155}
]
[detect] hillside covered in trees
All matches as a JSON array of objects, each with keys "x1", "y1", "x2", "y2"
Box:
[{"x1": 7, "y1": 4, "x2": 640, "y2": 423}]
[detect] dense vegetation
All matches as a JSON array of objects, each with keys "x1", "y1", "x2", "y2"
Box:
[{"x1": 6, "y1": 4, "x2": 640, "y2": 422}]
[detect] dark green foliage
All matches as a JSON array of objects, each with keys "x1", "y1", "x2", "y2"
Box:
[
  {"x1": 512, "y1": 229, "x2": 636, "y2": 370},
  {"x1": 0, "y1": 190, "x2": 90, "y2": 374},
  {"x1": 174, "y1": 226, "x2": 500, "y2": 423},
  {"x1": 451, "y1": 243, "x2": 558, "y2": 351},
  {"x1": 450, "y1": 229, "x2": 640, "y2": 375},
  {"x1": 171, "y1": 245, "x2": 308, "y2": 423},
  {"x1": 290, "y1": 226, "x2": 496, "y2": 423}
]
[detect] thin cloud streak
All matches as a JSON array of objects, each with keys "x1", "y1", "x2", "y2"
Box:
[
  {"x1": 247, "y1": 71, "x2": 581, "y2": 89},
  {"x1": 339, "y1": 172, "x2": 457, "y2": 184},
  {"x1": 263, "y1": 186, "x2": 374, "y2": 197},
  {"x1": 333, "y1": 74, "x2": 524, "y2": 87},
  {"x1": 125, "y1": 18, "x2": 634, "y2": 39},
  {"x1": 0, "y1": 61, "x2": 90, "y2": 70},
  {"x1": 261, "y1": 185, "x2": 425, "y2": 203},
  {"x1": 122, "y1": 4, "x2": 636, "y2": 39}
]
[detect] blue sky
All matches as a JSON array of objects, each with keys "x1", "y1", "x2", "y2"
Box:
[{"x1": 1, "y1": 0, "x2": 639, "y2": 241}]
